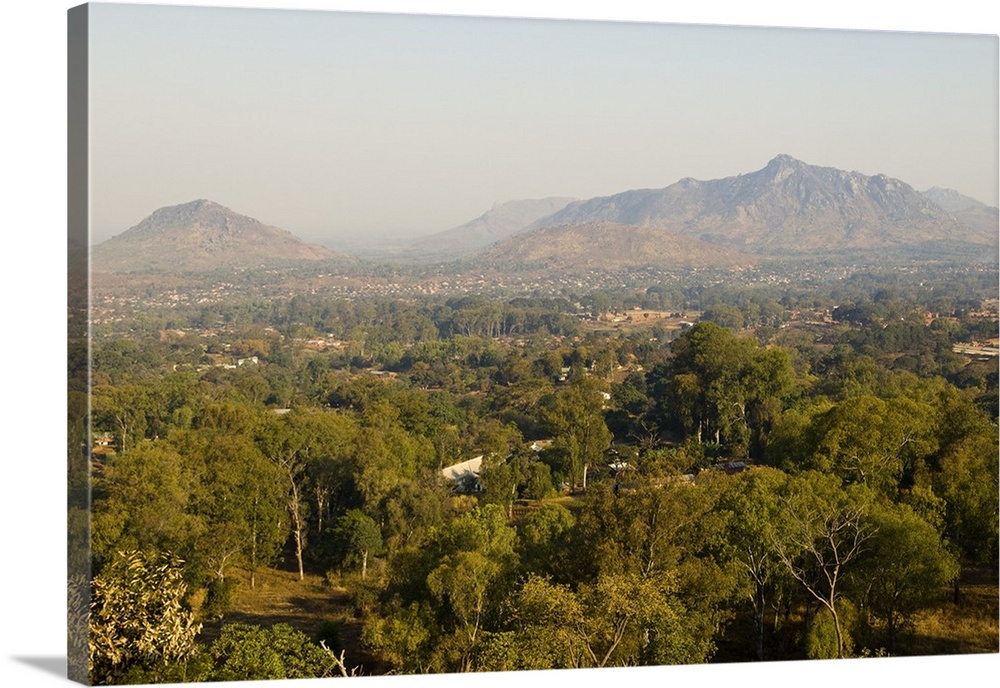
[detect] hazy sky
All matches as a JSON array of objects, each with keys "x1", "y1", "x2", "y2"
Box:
[{"x1": 87, "y1": 2, "x2": 999, "y2": 244}]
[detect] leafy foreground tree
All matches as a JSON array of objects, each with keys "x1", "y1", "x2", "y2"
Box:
[
  {"x1": 769, "y1": 472, "x2": 877, "y2": 659},
  {"x1": 852, "y1": 502, "x2": 959, "y2": 652},
  {"x1": 88, "y1": 550, "x2": 201, "y2": 685},
  {"x1": 491, "y1": 571, "x2": 708, "y2": 670},
  {"x1": 716, "y1": 467, "x2": 792, "y2": 661}
]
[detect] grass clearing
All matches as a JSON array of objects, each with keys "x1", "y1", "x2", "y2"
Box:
[
  {"x1": 195, "y1": 565, "x2": 365, "y2": 662},
  {"x1": 905, "y1": 564, "x2": 999, "y2": 656}
]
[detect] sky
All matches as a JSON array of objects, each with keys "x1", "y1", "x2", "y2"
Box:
[
  {"x1": 85, "y1": 1, "x2": 999, "y2": 245},
  {"x1": 0, "y1": 4, "x2": 998, "y2": 688}
]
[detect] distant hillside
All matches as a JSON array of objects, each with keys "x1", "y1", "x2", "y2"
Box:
[
  {"x1": 405, "y1": 197, "x2": 576, "y2": 258},
  {"x1": 525, "y1": 155, "x2": 996, "y2": 259},
  {"x1": 922, "y1": 186, "x2": 999, "y2": 237},
  {"x1": 93, "y1": 200, "x2": 349, "y2": 273},
  {"x1": 477, "y1": 221, "x2": 753, "y2": 270}
]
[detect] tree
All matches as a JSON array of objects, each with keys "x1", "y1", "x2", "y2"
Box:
[
  {"x1": 852, "y1": 502, "x2": 959, "y2": 652},
  {"x1": 575, "y1": 478, "x2": 735, "y2": 657},
  {"x1": 654, "y1": 322, "x2": 794, "y2": 455},
  {"x1": 256, "y1": 408, "x2": 358, "y2": 580},
  {"x1": 195, "y1": 433, "x2": 287, "y2": 589},
  {"x1": 802, "y1": 395, "x2": 937, "y2": 496},
  {"x1": 426, "y1": 549, "x2": 502, "y2": 670},
  {"x1": 350, "y1": 402, "x2": 436, "y2": 521},
  {"x1": 91, "y1": 441, "x2": 205, "y2": 571},
  {"x1": 505, "y1": 570, "x2": 711, "y2": 669},
  {"x1": 91, "y1": 384, "x2": 151, "y2": 454},
  {"x1": 717, "y1": 467, "x2": 790, "y2": 660},
  {"x1": 333, "y1": 509, "x2": 383, "y2": 580},
  {"x1": 928, "y1": 396, "x2": 1000, "y2": 566},
  {"x1": 380, "y1": 478, "x2": 450, "y2": 551},
  {"x1": 769, "y1": 472, "x2": 877, "y2": 658},
  {"x1": 88, "y1": 550, "x2": 201, "y2": 685},
  {"x1": 377, "y1": 505, "x2": 519, "y2": 673},
  {"x1": 517, "y1": 503, "x2": 576, "y2": 581},
  {"x1": 539, "y1": 376, "x2": 612, "y2": 490},
  {"x1": 361, "y1": 600, "x2": 436, "y2": 674}
]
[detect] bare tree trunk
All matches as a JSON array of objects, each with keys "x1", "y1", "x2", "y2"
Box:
[
  {"x1": 752, "y1": 591, "x2": 765, "y2": 661},
  {"x1": 250, "y1": 529, "x2": 258, "y2": 589},
  {"x1": 289, "y1": 477, "x2": 305, "y2": 581},
  {"x1": 828, "y1": 594, "x2": 845, "y2": 659}
]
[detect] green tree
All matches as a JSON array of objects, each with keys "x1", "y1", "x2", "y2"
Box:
[
  {"x1": 91, "y1": 384, "x2": 150, "y2": 454},
  {"x1": 654, "y1": 322, "x2": 794, "y2": 455},
  {"x1": 802, "y1": 395, "x2": 938, "y2": 496},
  {"x1": 769, "y1": 472, "x2": 877, "y2": 658},
  {"x1": 377, "y1": 505, "x2": 519, "y2": 673},
  {"x1": 197, "y1": 433, "x2": 287, "y2": 588},
  {"x1": 576, "y1": 478, "x2": 735, "y2": 657},
  {"x1": 539, "y1": 376, "x2": 613, "y2": 490},
  {"x1": 381, "y1": 478, "x2": 451, "y2": 551},
  {"x1": 852, "y1": 502, "x2": 959, "y2": 652},
  {"x1": 91, "y1": 441, "x2": 205, "y2": 570},
  {"x1": 928, "y1": 397, "x2": 1000, "y2": 565},
  {"x1": 361, "y1": 600, "x2": 436, "y2": 674},
  {"x1": 717, "y1": 467, "x2": 790, "y2": 660},
  {"x1": 505, "y1": 570, "x2": 711, "y2": 668},
  {"x1": 517, "y1": 503, "x2": 576, "y2": 580},
  {"x1": 256, "y1": 408, "x2": 358, "y2": 580},
  {"x1": 333, "y1": 509, "x2": 383, "y2": 579}
]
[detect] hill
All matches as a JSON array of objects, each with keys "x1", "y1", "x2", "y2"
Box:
[
  {"x1": 92, "y1": 200, "x2": 349, "y2": 273},
  {"x1": 922, "y1": 186, "x2": 1000, "y2": 238},
  {"x1": 477, "y1": 220, "x2": 753, "y2": 270},
  {"x1": 404, "y1": 197, "x2": 577, "y2": 259}
]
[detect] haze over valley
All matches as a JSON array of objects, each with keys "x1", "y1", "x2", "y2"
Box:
[{"x1": 93, "y1": 155, "x2": 998, "y2": 282}]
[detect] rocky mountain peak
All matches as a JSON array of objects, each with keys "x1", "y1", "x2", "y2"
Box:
[{"x1": 518, "y1": 155, "x2": 996, "y2": 261}]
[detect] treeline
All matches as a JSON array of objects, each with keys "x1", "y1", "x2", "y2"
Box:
[
  {"x1": 76, "y1": 281, "x2": 999, "y2": 683},
  {"x1": 111, "y1": 294, "x2": 580, "y2": 343}
]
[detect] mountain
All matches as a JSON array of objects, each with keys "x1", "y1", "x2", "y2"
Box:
[
  {"x1": 92, "y1": 200, "x2": 348, "y2": 273},
  {"x1": 477, "y1": 220, "x2": 753, "y2": 270},
  {"x1": 921, "y1": 186, "x2": 989, "y2": 214},
  {"x1": 922, "y1": 186, "x2": 999, "y2": 237},
  {"x1": 525, "y1": 155, "x2": 996, "y2": 259},
  {"x1": 404, "y1": 197, "x2": 576, "y2": 258}
]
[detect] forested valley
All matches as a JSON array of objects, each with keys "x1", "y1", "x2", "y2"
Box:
[{"x1": 68, "y1": 265, "x2": 999, "y2": 684}]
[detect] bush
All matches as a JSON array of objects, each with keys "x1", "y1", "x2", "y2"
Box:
[
  {"x1": 805, "y1": 601, "x2": 859, "y2": 659},
  {"x1": 201, "y1": 577, "x2": 237, "y2": 620},
  {"x1": 207, "y1": 623, "x2": 337, "y2": 681}
]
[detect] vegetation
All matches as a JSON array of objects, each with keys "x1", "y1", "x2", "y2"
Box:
[{"x1": 81, "y1": 262, "x2": 998, "y2": 682}]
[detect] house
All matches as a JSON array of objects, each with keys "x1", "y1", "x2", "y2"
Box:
[
  {"x1": 441, "y1": 456, "x2": 484, "y2": 493},
  {"x1": 529, "y1": 439, "x2": 553, "y2": 453}
]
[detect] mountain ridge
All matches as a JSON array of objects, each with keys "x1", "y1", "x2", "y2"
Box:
[{"x1": 517, "y1": 154, "x2": 996, "y2": 258}]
